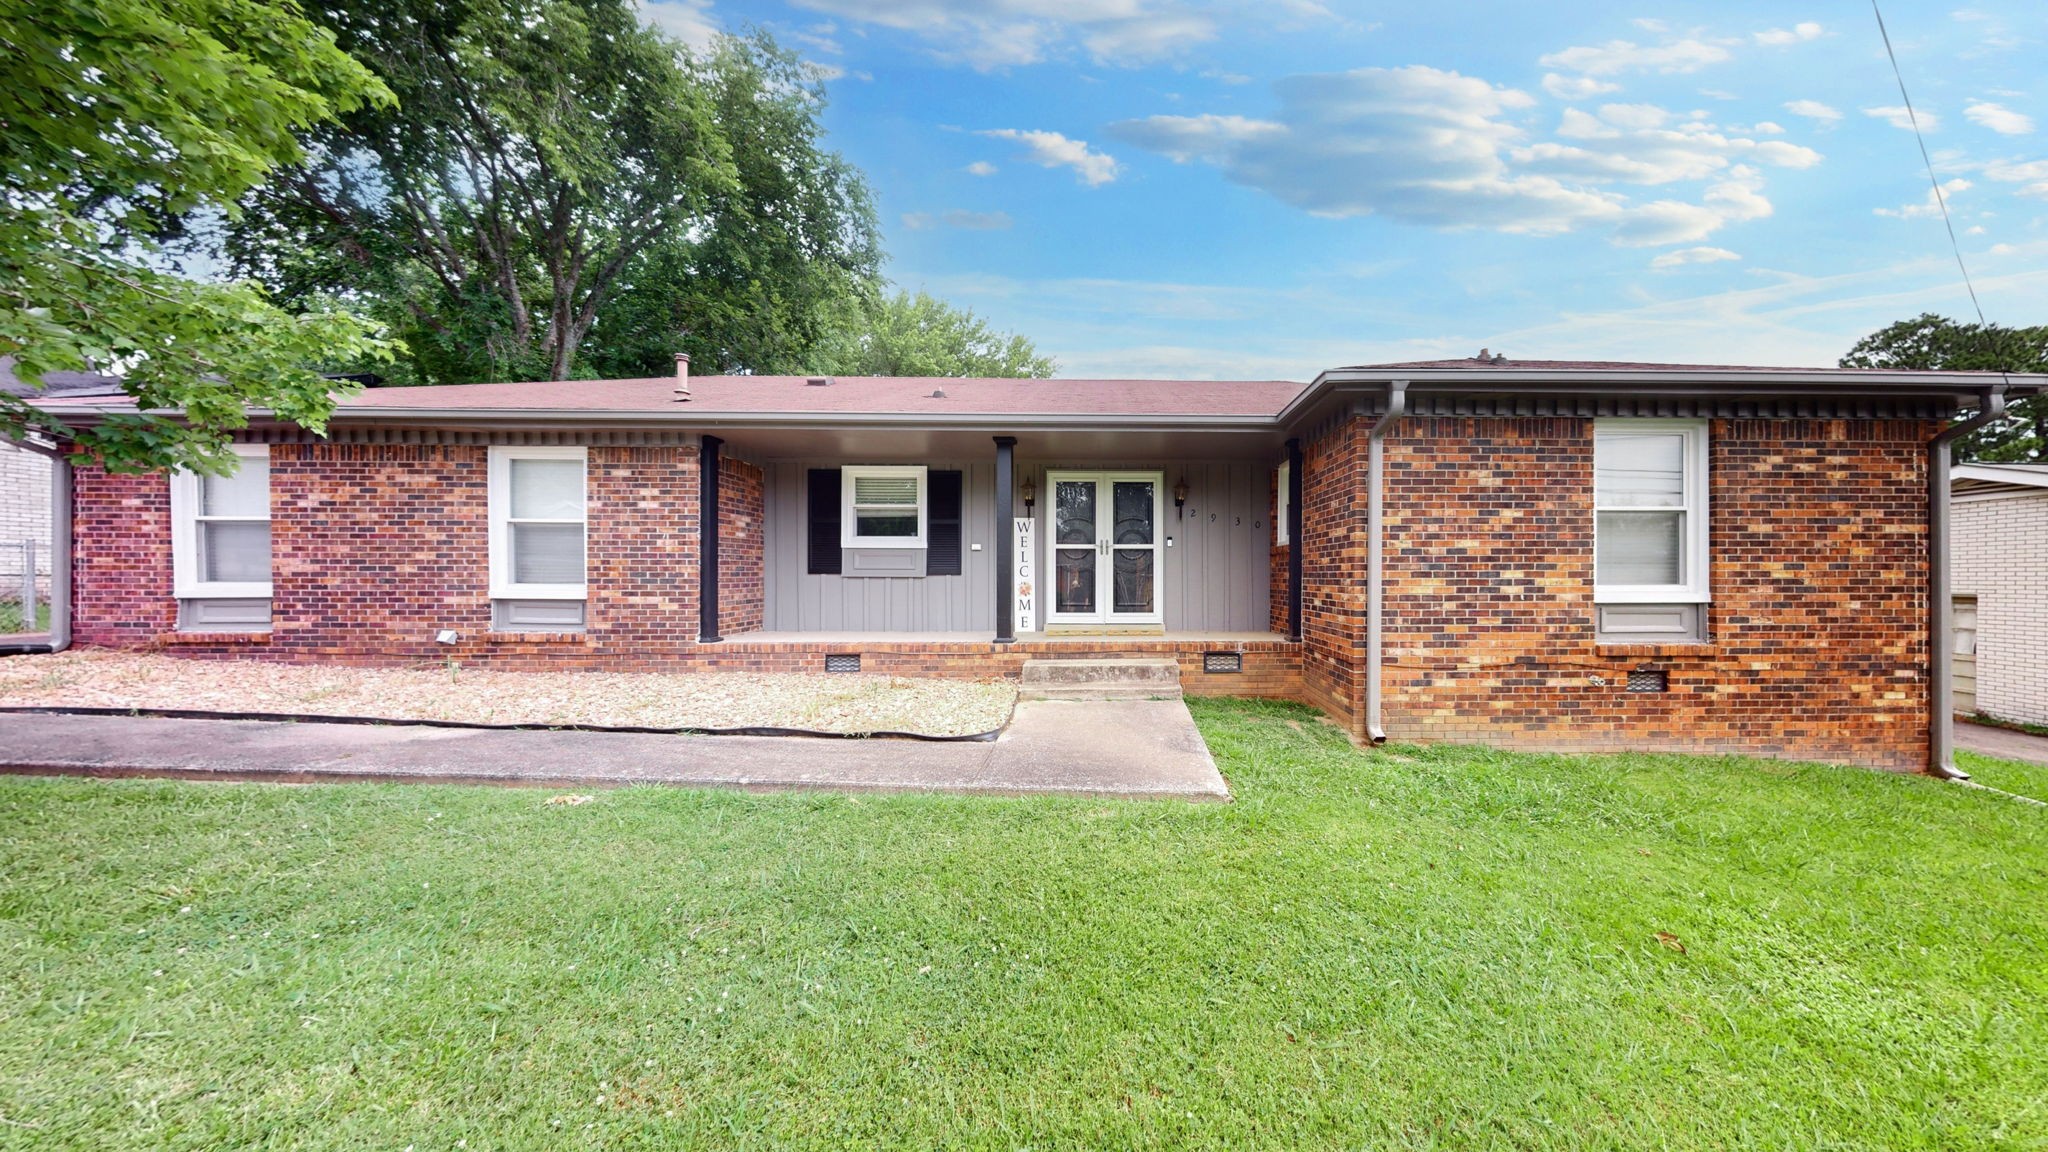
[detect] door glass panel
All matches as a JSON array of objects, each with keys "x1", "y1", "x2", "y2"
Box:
[
  {"x1": 1113, "y1": 549, "x2": 1154, "y2": 614},
  {"x1": 1056, "y1": 548, "x2": 1096, "y2": 614},
  {"x1": 1055, "y1": 481, "x2": 1095, "y2": 545},
  {"x1": 1112, "y1": 481, "x2": 1154, "y2": 545}
]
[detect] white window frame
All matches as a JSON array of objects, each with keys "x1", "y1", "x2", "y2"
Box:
[
  {"x1": 170, "y1": 443, "x2": 272, "y2": 599},
  {"x1": 1275, "y1": 460, "x2": 1292, "y2": 545},
  {"x1": 1593, "y1": 419, "x2": 1710, "y2": 604},
  {"x1": 489, "y1": 445, "x2": 588, "y2": 600},
  {"x1": 840, "y1": 464, "x2": 928, "y2": 549}
]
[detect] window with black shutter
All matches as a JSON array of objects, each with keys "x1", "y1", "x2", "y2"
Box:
[
  {"x1": 806, "y1": 468, "x2": 841, "y2": 575},
  {"x1": 926, "y1": 470, "x2": 963, "y2": 576}
]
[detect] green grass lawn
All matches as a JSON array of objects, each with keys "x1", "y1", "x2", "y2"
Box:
[
  {"x1": 0, "y1": 600, "x2": 49, "y2": 634},
  {"x1": 1, "y1": 699, "x2": 2043, "y2": 1150}
]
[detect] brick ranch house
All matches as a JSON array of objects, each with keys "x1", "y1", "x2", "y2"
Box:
[{"x1": 26, "y1": 357, "x2": 2044, "y2": 775}]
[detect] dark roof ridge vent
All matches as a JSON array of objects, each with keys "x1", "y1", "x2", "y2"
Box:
[
  {"x1": 1475, "y1": 348, "x2": 1507, "y2": 364},
  {"x1": 805, "y1": 375, "x2": 833, "y2": 387}
]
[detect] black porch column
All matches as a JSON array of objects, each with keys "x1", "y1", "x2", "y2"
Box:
[
  {"x1": 699, "y1": 435, "x2": 723, "y2": 643},
  {"x1": 994, "y1": 436, "x2": 1017, "y2": 644},
  {"x1": 1286, "y1": 436, "x2": 1304, "y2": 642}
]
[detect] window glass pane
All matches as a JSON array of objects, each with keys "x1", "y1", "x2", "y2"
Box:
[
  {"x1": 1596, "y1": 433, "x2": 1685, "y2": 507},
  {"x1": 851, "y1": 474, "x2": 919, "y2": 507},
  {"x1": 854, "y1": 511, "x2": 919, "y2": 539},
  {"x1": 511, "y1": 522, "x2": 585, "y2": 584},
  {"x1": 509, "y1": 458, "x2": 585, "y2": 520},
  {"x1": 1597, "y1": 511, "x2": 1683, "y2": 586},
  {"x1": 199, "y1": 521, "x2": 271, "y2": 583},
  {"x1": 1113, "y1": 481, "x2": 1154, "y2": 545},
  {"x1": 200, "y1": 457, "x2": 269, "y2": 518}
]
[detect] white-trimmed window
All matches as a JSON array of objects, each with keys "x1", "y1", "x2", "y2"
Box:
[
  {"x1": 1275, "y1": 460, "x2": 1292, "y2": 545},
  {"x1": 489, "y1": 446, "x2": 587, "y2": 599},
  {"x1": 1594, "y1": 419, "x2": 1709, "y2": 605},
  {"x1": 841, "y1": 465, "x2": 927, "y2": 549},
  {"x1": 171, "y1": 443, "x2": 272, "y2": 600}
]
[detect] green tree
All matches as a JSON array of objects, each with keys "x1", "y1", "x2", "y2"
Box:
[
  {"x1": 818, "y1": 291, "x2": 1056, "y2": 378},
  {"x1": 1842, "y1": 313, "x2": 2048, "y2": 461},
  {"x1": 228, "y1": 2, "x2": 881, "y2": 383},
  {"x1": 1, "y1": 0, "x2": 397, "y2": 473}
]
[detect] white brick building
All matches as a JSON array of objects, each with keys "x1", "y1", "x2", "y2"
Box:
[
  {"x1": 1952, "y1": 463, "x2": 2048, "y2": 726},
  {"x1": 0, "y1": 441, "x2": 52, "y2": 599}
]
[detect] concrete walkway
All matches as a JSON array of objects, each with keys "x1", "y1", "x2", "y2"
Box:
[
  {"x1": 0, "y1": 700, "x2": 1230, "y2": 801},
  {"x1": 1957, "y1": 720, "x2": 2048, "y2": 767}
]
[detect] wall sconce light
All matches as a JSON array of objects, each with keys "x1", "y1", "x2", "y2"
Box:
[
  {"x1": 1021, "y1": 477, "x2": 1037, "y2": 516},
  {"x1": 1173, "y1": 476, "x2": 1189, "y2": 518}
]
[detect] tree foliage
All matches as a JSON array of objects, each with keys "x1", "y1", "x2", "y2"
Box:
[
  {"x1": 1842, "y1": 313, "x2": 2048, "y2": 461},
  {"x1": 817, "y1": 291, "x2": 1056, "y2": 378},
  {"x1": 1, "y1": 0, "x2": 398, "y2": 473},
  {"x1": 229, "y1": 2, "x2": 883, "y2": 383}
]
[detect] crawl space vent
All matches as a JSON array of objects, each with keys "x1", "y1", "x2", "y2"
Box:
[
  {"x1": 1626, "y1": 669, "x2": 1669, "y2": 693},
  {"x1": 824, "y1": 653, "x2": 862, "y2": 673},
  {"x1": 1203, "y1": 652, "x2": 1243, "y2": 674}
]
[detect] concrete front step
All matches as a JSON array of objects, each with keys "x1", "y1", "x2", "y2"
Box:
[{"x1": 1018, "y1": 657, "x2": 1182, "y2": 701}]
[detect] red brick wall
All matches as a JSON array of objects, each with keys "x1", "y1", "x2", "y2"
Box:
[
  {"x1": 71, "y1": 465, "x2": 175, "y2": 645},
  {"x1": 719, "y1": 457, "x2": 765, "y2": 636},
  {"x1": 1298, "y1": 417, "x2": 1368, "y2": 733},
  {"x1": 1268, "y1": 465, "x2": 1290, "y2": 636},
  {"x1": 1377, "y1": 416, "x2": 1939, "y2": 771}
]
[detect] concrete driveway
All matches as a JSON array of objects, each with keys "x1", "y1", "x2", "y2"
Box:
[
  {"x1": 0, "y1": 700, "x2": 1230, "y2": 801},
  {"x1": 1957, "y1": 720, "x2": 2048, "y2": 768}
]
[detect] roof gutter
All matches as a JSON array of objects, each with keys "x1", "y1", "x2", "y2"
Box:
[
  {"x1": 0, "y1": 436, "x2": 70, "y2": 656},
  {"x1": 1927, "y1": 386, "x2": 2007, "y2": 780},
  {"x1": 1364, "y1": 380, "x2": 1408, "y2": 745}
]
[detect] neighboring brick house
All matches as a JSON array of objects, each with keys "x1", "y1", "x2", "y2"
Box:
[
  {"x1": 2, "y1": 360, "x2": 123, "y2": 620},
  {"x1": 35, "y1": 358, "x2": 2044, "y2": 774},
  {"x1": 1951, "y1": 463, "x2": 2048, "y2": 727}
]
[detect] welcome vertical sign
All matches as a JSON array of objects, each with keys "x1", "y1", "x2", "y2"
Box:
[{"x1": 1013, "y1": 517, "x2": 1037, "y2": 634}]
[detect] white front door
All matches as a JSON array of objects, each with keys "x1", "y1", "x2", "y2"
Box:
[{"x1": 1045, "y1": 472, "x2": 1164, "y2": 625}]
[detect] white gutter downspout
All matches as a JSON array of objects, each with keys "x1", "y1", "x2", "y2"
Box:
[
  {"x1": 1927, "y1": 385, "x2": 2006, "y2": 779},
  {"x1": 3, "y1": 437, "x2": 72, "y2": 653},
  {"x1": 1364, "y1": 380, "x2": 1408, "y2": 744}
]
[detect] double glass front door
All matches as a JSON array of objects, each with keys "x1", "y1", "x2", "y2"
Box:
[{"x1": 1046, "y1": 472, "x2": 1163, "y2": 625}]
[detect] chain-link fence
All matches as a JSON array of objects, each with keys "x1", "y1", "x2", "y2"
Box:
[{"x1": 0, "y1": 540, "x2": 46, "y2": 634}]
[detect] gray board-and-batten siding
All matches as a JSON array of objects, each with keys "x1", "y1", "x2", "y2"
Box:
[{"x1": 760, "y1": 459, "x2": 1274, "y2": 632}]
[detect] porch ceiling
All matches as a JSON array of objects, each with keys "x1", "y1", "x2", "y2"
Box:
[{"x1": 714, "y1": 425, "x2": 1286, "y2": 462}]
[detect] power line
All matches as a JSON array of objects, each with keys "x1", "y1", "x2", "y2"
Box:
[{"x1": 1870, "y1": 0, "x2": 1988, "y2": 327}]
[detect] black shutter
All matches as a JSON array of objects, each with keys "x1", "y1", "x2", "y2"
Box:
[
  {"x1": 807, "y1": 468, "x2": 841, "y2": 575},
  {"x1": 926, "y1": 470, "x2": 964, "y2": 576}
]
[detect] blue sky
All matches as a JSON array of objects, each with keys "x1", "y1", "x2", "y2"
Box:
[{"x1": 641, "y1": 1, "x2": 2047, "y2": 379}]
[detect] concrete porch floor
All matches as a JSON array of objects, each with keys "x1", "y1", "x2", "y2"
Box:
[{"x1": 0, "y1": 700, "x2": 1231, "y2": 801}]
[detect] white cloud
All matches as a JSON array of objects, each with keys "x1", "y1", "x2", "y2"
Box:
[
  {"x1": 1112, "y1": 68, "x2": 1806, "y2": 247},
  {"x1": 1991, "y1": 242, "x2": 2018, "y2": 254},
  {"x1": 637, "y1": 0, "x2": 719, "y2": 50},
  {"x1": 902, "y1": 209, "x2": 1014, "y2": 231},
  {"x1": 979, "y1": 129, "x2": 1120, "y2": 186},
  {"x1": 965, "y1": 161, "x2": 998, "y2": 177},
  {"x1": 1864, "y1": 105, "x2": 1937, "y2": 132},
  {"x1": 1874, "y1": 178, "x2": 1972, "y2": 219},
  {"x1": 1650, "y1": 246, "x2": 1741, "y2": 269},
  {"x1": 1698, "y1": 88, "x2": 1738, "y2": 101},
  {"x1": 1539, "y1": 37, "x2": 1733, "y2": 77},
  {"x1": 787, "y1": 0, "x2": 1212, "y2": 69},
  {"x1": 1542, "y1": 73, "x2": 1622, "y2": 100},
  {"x1": 1784, "y1": 99, "x2": 1842, "y2": 124},
  {"x1": 1754, "y1": 22, "x2": 1822, "y2": 46},
  {"x1": 1965, "y1": 101, "x2": 2035, "y2": 135},
  {"x1": 1983, "y1": 158, "x2": 2048, "y2": 197}
]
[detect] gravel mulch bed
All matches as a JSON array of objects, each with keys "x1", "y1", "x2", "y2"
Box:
[{"x1": 0, "y1": 651, "x2": 1016, "y2": 737}]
